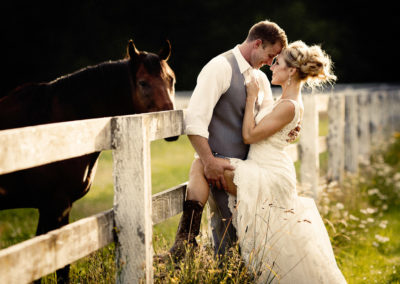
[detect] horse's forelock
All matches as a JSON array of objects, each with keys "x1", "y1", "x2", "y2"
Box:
[{"x1": 140, "y1": 53, "x2": 175, "y2": 82}]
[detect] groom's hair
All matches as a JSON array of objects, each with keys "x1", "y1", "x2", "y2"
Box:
[{"x1": 246, "y1": 20, "x2": 288, "y2": 48}]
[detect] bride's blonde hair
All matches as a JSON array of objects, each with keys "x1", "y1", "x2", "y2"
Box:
[{"x1": 282, "y1": 40, "x2": 336, "y2": 88}]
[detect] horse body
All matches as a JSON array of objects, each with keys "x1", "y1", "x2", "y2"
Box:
[{"x1": 0, "y1": 40, "x2": 176, "y2": 283}]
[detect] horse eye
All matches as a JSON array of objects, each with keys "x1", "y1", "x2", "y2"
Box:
[{"x1": 138, "y1": 80, "x2": 148, "y2": 87}]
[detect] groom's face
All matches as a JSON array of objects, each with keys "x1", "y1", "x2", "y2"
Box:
[{"x1": 251, "y1": 41, "x2": 282, "y2": 69}]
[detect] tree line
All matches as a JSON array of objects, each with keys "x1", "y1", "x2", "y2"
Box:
[{"x1": 1, "y1": 0, "x2": 398, "y2": 96}]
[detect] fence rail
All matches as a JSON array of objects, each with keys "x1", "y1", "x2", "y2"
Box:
[{"x1": 1, "y1": 87, "x2": 400, "y2": 283}]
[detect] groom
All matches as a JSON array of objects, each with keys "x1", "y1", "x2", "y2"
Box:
[{"x1": 170, "y1": 20, "x2": 288, "y2": 259}]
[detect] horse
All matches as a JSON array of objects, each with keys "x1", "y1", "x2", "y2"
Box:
[{"x1": 0, "y1": 39, "x2": 177, "y2": 283}]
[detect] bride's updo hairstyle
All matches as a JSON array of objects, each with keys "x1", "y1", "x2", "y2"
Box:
[{"x1": 281, "y1": 40, "x2": 336, "y2": 87}]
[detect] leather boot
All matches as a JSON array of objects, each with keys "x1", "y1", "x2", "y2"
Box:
[{"x1": 159, "y1": 200, "x2": 204, "y2": 262}]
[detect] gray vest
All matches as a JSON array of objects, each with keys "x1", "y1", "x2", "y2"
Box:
[{"x1": 208, "y1": 50, "x2": 249, "y2": 159}]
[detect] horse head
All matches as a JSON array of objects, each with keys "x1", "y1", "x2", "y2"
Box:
[{"x1": 127, "y1": 39, "x2": 176, "y2": 114}]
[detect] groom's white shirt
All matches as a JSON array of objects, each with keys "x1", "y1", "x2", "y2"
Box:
[{"x1": 185, "y1": 45, "x2": 273, "y2": 139}]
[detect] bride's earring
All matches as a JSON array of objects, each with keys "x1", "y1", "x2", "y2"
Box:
[{"x1": 287, "y1": 75, "x2": 292, "y2": 86}]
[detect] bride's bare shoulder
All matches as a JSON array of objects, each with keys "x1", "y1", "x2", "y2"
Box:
[{"x1": 274, "y1": 100, "x2": 296, "y2": 117}]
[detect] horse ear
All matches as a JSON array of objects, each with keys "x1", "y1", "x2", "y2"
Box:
[
  {"x1": 128, "y1": 39, "x2": 140, "y2": 59},
  {"x1": 158, "y1": 40, "x2": 171, "y2": 61}
]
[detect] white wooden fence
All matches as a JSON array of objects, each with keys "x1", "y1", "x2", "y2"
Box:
[{"x1": 0, "y1": 86, "x2": 399, "y2": 283}]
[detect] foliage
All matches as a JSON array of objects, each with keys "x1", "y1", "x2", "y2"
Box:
[
  {"x1": 318, "y1": 132, "x2": 400, "y2": 283},
  {"x1": 153, "y1": 242, "x2": 255, "y2": 283},
  {"x1": 1, "y1": 1, "x2": 398, "y2": 97}
]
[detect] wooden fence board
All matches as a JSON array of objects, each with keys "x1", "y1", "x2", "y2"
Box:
[
  {"x1": 0, "y1": 210, "x2": 113, "y2": 284},
  {"x1": 152, "y1": 183, "x2": 187, "y2": 225},
  {"x1": 0, "y1": 117, "x2": 112, "y2": 175},
  {"x1": 300, "y1": 95, "x2": 319, "y2": 197}
]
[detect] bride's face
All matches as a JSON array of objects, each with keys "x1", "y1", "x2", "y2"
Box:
[{"x1": 270, "y1": 55, "x2": 290, "y2": 86}]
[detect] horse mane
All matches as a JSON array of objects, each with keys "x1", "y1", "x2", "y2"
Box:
[{"x1": 49, "y1": 59, "x2": 131, "y2": 92}]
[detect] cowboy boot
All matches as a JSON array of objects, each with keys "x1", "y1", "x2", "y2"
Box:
[
  {"x1": 154, "y1": 200, "x2": 204, "y2": 263},
  {"x1": 169, "y1": 200, "x2": 204, "y2": 261}
]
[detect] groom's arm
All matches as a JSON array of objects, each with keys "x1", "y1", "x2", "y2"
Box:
[
  {"x1": 185, "y1": 56, "x2": 233, "y2": 190},
  {"x1": 188, "y1": 135, "x2": 234, "y2": 190}
]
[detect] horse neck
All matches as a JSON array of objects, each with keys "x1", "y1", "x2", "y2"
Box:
[
  {"x1": 50, "y1": 59, "x2": 135, "y2": 121},
  {"x1": 0, "y1": 83, "x2": 51, "y2": 130}
]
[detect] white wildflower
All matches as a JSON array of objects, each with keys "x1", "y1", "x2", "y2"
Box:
[
  {"x1": 336, "y1": 202, "x2": 344, "y2": 210},
  {"x1": 382, "y1": 164, "x2": 392, "y2": 175},
  {"x1": 360, "y1": 207, "x2": 377, "y2": 214},
  {"x1": 382, "y1": 204, "x2": 388, "y2": 211},
  {"x1": 368, "y1": 188, "x2": 380, "y2": 195},
  {"x1": 375, "y1": 234, "x2": 390, "y2": 243},
  {"x1": 372, "y1": 241, "x2": 379, "y2": 247},
  {"x1": 367, "y1": 218, "x2": 375, "y2": 223},
  {"x1": 379, "y1": 220, "x2": 388, "y2": 229},
  {"x1": 358, "y1": 223, "x2": 366, "y2": 229},
  {"x1": 393, "y1": 172, "x2": 400, "y2": 181},
  {"x1": 378, "y1": 193, "x2": 387, "y2": 200},
  {"x1": 349, "y1": 214, "x2": 359, "y2": 221}
]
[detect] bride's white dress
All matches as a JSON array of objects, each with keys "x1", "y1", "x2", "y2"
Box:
[{"x1": 228, "y1": 99, "x2": 346, "y2": 283}]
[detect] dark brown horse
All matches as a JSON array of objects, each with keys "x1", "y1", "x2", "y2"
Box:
[{"x1": 0, "y1": 39, "x2": 176, "y2": 283}]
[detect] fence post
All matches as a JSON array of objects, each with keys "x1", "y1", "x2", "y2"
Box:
[
  {"x1": 369, "y1": 91, "x2": 384, "y2": 146},
  {"x1": 300, "y1": 94, "x2": 319, "y2": 198},
  {"x1": 112, "y1": 116, "x2": 153, "y2": 284},
  {"x1": 387, "y1": 90, "x2": 396, "y2": 134},
  {"x1": 394, "y1": 90, "x2": 400, "y2": 132},
  {"x1": 357, "y1": 91, "x2": 371, "y2": 165},
  {"x1": 344, "y1": 92, "x2": 359, "y2": 173},
  {"x1": 327, "y1": 92, "x2": 345, "y2": 182}
]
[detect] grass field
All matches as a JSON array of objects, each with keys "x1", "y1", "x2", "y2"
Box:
[{"x1": 1, "y1": 117, "x2": 399, "y2": 283}]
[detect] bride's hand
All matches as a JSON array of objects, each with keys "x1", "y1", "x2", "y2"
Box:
[{"x1": 246, "y1": 74, "x2": 259, "y2": 100}]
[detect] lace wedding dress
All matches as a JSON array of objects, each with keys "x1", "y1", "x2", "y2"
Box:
[{"x1": 228, "y1": 99, "x2": 346, "y2": 283}]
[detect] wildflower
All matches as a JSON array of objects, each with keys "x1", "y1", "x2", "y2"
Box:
[
  {"x1": 393, "y1": 172, "x2": 400, "y2": 181},
  {"x1": 367, "y1": 218, "x2": 375, "y2": 223},
  {"x1": 367, "y1": 188, "x2": 380, "y2": 196},
  {"x1": 336, "y1": 203, "x2": 344, "y2": 210},
  {"x1": 375, "y1": 234, "x2": 389, "y2": 243},
  {"x1": 349, "y1": 214, "x2": 359, "y2": 221},
  {"x1": 360, "y1": 207, "x2": 377, "y2": 214},
  {"x1": 379, "y1": 220, "x2": 388, "y2": 229},
  {"x1": 372, "y1": 242, "x2": 379, "y2": 247},
  {"x1": 382, "y1": 204, "x2": 388, "y2": 211}
]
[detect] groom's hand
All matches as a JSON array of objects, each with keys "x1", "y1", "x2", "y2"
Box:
[
  {"x1": 287, "y1": 123, "x2": 301, "y2": 143},
  {"x1": 204, "y1": 156, "x2": 234, "y2": 190}
]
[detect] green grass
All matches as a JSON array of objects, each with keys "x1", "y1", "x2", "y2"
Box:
[{"x1": 336, "y1": 208, "x2": 400, "y2": 283}]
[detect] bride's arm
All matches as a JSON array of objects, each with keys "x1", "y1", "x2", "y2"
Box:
[
  {"x1": 242, "y1": 77, "x2": 258, "y2": 144},
  {"x1": 242, "y1": 78, "x2": 296, "y2": 144}
]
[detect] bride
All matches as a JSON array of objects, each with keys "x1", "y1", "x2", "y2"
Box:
[{"x1": 169, "y1": 41, "x2": 346, "y2": 283}]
